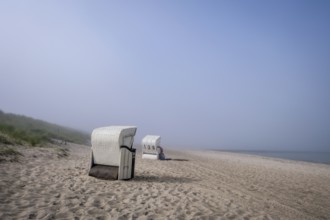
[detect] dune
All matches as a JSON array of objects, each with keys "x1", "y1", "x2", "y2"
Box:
[{"x1": 0, "y1": 144, "x2": 329, "y2": 219}]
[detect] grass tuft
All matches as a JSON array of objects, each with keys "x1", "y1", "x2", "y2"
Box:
[
  {"x1": 0, "y1": 146, "x2": 23, "y2": 162},
  {"x1": 56, "y1": 148, "x2": 70, "y2": 158}
]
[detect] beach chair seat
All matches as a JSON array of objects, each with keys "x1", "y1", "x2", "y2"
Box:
[{"x1": 89, "y1": 126, "x2": 137, "y2": 180}]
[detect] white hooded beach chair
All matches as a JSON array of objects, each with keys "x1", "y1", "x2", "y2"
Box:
[
  {"x1": 141, "y1": 135, "x2": 163, "y2": 160},
  {"x1": 89, "y1": 126, "x2": 137, "y2": 180}
]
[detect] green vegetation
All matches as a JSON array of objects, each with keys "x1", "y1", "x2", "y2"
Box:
[
  {"x1": 0, "y1": 132, "x2": 15, "y2": 145},
  {"x1": 0, "y1": 146, "x2": 22, "y2": 156},
  {"x1": 0, "y1": 110, "x2": 90, "y2": 146},
  {"x1": 0, "y1": 146, "x2": 22, "y2": 162}
]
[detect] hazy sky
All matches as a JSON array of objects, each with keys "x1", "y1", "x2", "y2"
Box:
[{"x1": 1, "y1": 1, "x2": 330, "y2": 151}]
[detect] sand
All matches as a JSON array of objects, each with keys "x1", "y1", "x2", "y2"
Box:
[{"x1": 1, "y1": 144, "x2": 330, "y2": 220}]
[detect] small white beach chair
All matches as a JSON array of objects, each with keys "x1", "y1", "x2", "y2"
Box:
[
  {"x1": 141, "y1": 135, "x2": 163, "y2": 160},
  {"x1": 89, "y1": 126, "x2": 137, "y2": 180}
]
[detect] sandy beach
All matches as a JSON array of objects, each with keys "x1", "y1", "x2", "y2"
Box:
[{"x1": 1, "y1": 144, "x2": 330, "y2": 220}]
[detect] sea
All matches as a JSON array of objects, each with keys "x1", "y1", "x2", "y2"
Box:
[{"x1": 220, "y1": 150, "x2": 330, "y2": 165}]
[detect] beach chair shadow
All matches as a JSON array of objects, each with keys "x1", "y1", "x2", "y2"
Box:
[
  {"x1": 133, "y1": 175, "x2": 196, "y2": 183},
  {"x1": 163, "y1": 158, "x2": 189, "y2": 161}
]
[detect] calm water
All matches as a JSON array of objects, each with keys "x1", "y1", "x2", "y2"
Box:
[{"x1": 220, "y1": 150, "x2": 330, "y2": 165}]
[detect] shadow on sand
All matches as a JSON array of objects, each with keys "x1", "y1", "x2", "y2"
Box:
[
  {"x1": 133, "y1": 175, "x2": 196, "y2": 183},
  {"x1": 163, "y1": 158, "x2": 189, "y2": 162}
]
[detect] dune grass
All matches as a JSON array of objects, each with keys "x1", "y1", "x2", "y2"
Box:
[
  {"x1": 0, "y1": 110, "x2": 90, "y2": 146},
  {"x1": 0, "y1": 145, "x2": 23, "y2": 162},
  {"x1": 56, "y1": 148, "x2": 70, "y2": 158},
  {"x1": 0, "y1": 146, "x2": 22, "y2": 156}
]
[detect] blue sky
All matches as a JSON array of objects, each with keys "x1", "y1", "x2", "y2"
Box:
[{"x1": 1, "y1": 0, "x2": 329, "y2": 151}]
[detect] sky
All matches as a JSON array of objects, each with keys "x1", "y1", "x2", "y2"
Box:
[{"x1": 1, "y1": 0, "x2": 330, "y2": 151}]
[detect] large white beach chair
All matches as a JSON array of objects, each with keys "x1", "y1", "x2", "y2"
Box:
[
  {"x1": 141, "y1": 135, "x2": 164, "y2": 160},
  {"x1": 89, "y1": 126, "x2": 137, "y2": 180}
]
